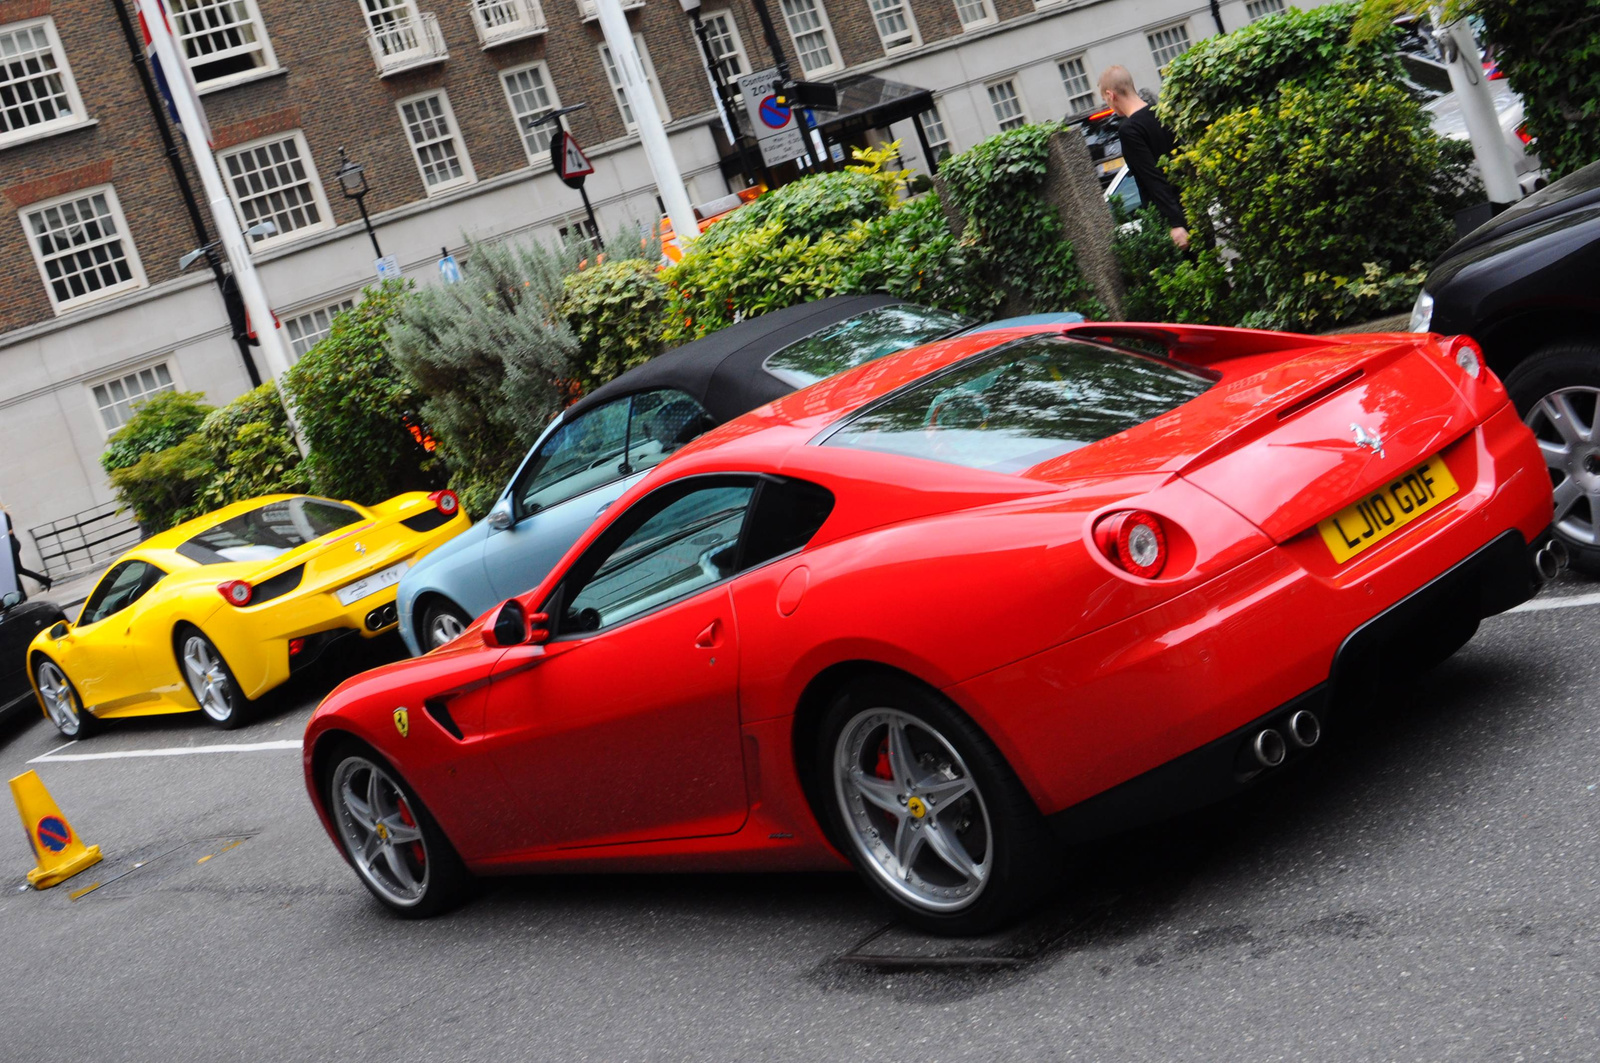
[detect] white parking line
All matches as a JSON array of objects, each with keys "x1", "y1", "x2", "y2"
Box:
[
  {"x1": 1505, "y1": 590, "x2": 1600, "y2": 615},
  {"x1": 29, "y1": 738, "x2": 303, "y2": 764}
]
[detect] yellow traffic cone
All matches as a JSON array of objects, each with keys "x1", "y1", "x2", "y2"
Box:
[{"x1": 9, "y1": 770, "x2": 102, "y2": 888}]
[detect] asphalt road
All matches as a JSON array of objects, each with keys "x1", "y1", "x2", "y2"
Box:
[{"x1": 2, "y1": 579, "x2": 1597, "y2": 1063}]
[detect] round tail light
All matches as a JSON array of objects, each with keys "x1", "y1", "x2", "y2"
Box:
[
  {"x1": 217, "y1": 579, "x2": 254, "y2": 606},
  {"x1": 1443, "y1": 335, "x2": 1483, "y2": 379},
  {"x1": 429, "y1": 489, "x2": 460, "y2": 516},
  {"x1": 1096, "y1": 511, "x2": 1168, "y2": 578}
]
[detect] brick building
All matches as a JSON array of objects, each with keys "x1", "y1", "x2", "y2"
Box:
[{"x1": 0, "y1": 0, "x2": 1328, "y2": 577}]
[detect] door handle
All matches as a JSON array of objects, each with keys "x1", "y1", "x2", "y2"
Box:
[{"x1": 694, "y1": 620, "x2": 721, "y2": 649}]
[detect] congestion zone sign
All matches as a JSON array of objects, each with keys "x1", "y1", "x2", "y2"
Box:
[{"x1": 759, "y1": 95, "x2": 791, "y2": 129}]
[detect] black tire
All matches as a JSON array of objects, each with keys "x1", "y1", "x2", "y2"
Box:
[
  {"x1": 174, "y1": 627, "x2": 251, "y2": 730},
  {"x1": 1504, "y1": 344, "x2": 1600, "y2": 575},
  {"x1": 815, "y1": 675, "x2": 1062, "y2": 936},
  {"x1": 322, "y1": 739, "x2": 473, "y2": 918},
  {"x1": 32, "y1": 656, "x2": 100, "y2": 740},
  {"x1": 418, "y1": 598, "x2": 472, "y2": 652}
]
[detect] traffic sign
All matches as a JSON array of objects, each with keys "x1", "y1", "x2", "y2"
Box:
[
  {"x1": 551, "y1": 129, "x2": 594, "y2": 190},
  {"x1": 438, "y1": 252, "x2": 461, "y2": 284},
  {"x1": 375, "y1": 255, "x2": 402, "y2": 281},
  {"x1": 739, "y1": 69, "x2": 807, "y2": 168}
]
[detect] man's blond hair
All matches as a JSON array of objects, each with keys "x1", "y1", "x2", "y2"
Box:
[{"x1": 1098, "y1": 65, "x2": 1137, "y2": 98}]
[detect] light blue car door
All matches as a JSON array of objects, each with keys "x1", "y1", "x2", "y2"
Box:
[{"x1": 481, "y1": 389, "x2": 717, "y2": 601}]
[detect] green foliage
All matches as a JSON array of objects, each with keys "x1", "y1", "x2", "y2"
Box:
[
  {"x1": 388, "y1": 237, "x2": 582, "y2": 517},
  {"x1": 1159, "y1": 3, "x2": 1402, "y2": 144},
  {"x1": 285, "y1": 280, "x2": 442, "y2": 505},
  {"x1": 561, "y1": 258, "x2": 670, "y2": 392},
  {"x1": 846, "y1": 192, "x2": 994, "y2": 316},
  {"x1": 108, "y1": 435, "x2": 218, "y2": 532},
  {"x1": 1475, "y1": 0, "x2": 1600, "y2": 177},
  {"x1": 100, "y1": 391, "x2": 213, "y2": 475},
  {"x1": 194, "y1": 383, "x2": 309, "y2": 511},
  {"x1": 1113, "y1": 207, "x2": 1243, "y2": 324},
  {"x1": 1243, "y1": 260, "x2": 1430, "y2": 332},
  {"x1": 938, "y1": 123, "x2": 1100, "y2": 317},
  {"x1": 1171, "y1": 76, "x2": 1468, "y2": 330}
]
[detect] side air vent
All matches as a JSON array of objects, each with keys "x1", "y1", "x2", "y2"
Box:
[
  {"x1": 424, "y1": 698, "x2": 465, "y2": 741},
  {"x1": 252, "y1": 564, "x2": 305, "y2": 605},
  {"x1": 403, "y1": 508, "x2": 454, "y2": 532},
  {"x1": 1275, "y1": 369, "x2": 1364, "y2": 421}
]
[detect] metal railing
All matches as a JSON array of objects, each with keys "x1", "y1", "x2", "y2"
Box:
[
  {"x1": 472, "y1": 0, "x2": 547, "y2": 46},
  {"x1": 366, "y1": 12, "x2": 449, "y2": 77},
  {"x1": 28, "y1": 502, "x2": 144, "y2": 579},
  {"x1": 576, "y1": 0, "x2": 645, "y2": 21}
]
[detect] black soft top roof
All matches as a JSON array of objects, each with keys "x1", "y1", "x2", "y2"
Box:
[{"x1": 562, "y1": 293, "x2": 903, "y2": 426}]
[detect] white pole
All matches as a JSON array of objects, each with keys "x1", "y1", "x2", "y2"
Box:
[
  {"x1": 1434, "y1": 13, "x2": 1521, "y2": 205},
  {"x1": 136, "y1": 0, "x2": 298, "y2": 386},
  {"x1": 591, "y1": 0, "x2": 701, "y2": 249}
]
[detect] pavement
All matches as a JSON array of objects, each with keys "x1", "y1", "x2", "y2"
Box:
[{"x1": 1, "y1": 577, "x2": 1597, "y2": 1062}]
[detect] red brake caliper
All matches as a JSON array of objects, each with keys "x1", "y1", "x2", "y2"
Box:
[{"x1": 398, "y1": 799, "x2": 425, "y2": 866}]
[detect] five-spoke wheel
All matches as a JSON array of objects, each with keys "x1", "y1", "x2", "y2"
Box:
[
  {"x1": 35, "y1": 658, "x2": 94, "y2": 739},
  {"x1": 178, "y1": 630, "x2": 246, "y2": 728}
]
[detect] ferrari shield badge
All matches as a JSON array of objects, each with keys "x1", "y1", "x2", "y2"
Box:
[{"x1": 393, "y1": 707, "x2": 409, "y2": 738}]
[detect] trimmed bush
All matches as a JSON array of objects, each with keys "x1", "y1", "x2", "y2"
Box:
[
  {"x1": 285, "y1": 280, "x2": 443, "y2": 505},
  {"x1": 195, "y1": 383, "x2": 308, "y2": 510},
  {"x1": 100, "y1": 390, "x2": 212, "y2": 475},
  {"x1": 561, "y1": 258, "x2": 670, "y2": 391},
  {"x1": 845, "y1": 191, "x2": 992, "y2": 317},
  {"x1": 108, "y1": 435, "x2": 218, "y2": 532}
]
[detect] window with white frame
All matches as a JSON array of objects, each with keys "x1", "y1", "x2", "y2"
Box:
[
  {"x1": 218, "y1": 131, "x2": 330, "y2": 246},
  {"x1": 1147, "y1": 23, "x2": 1191, "y2": 68},
  {"x1": 779, "y1": 0, "x2": 838, "y2": 75},
  {"x1": 700, "y1": 11, "x2": 748, "y2": 79},
  {"x1": 503, "y1": 62, "x2": 560, "y2": 163},
  {"x1": 952, "y1": 0, "x2": 993, "y2": 29},
  {"x1": 867, "y1": 0, "x2": 917, "y2": 51},
  {"x1": 1058, "y1": 55, "x2": 1096, "y2": 115},
  {"x1": 557, "y1": 216, "x2": 600, "y2": 250},
  {"x1": 917, "y1": 105, "x2": 951, "y2": 162},
  {"x1": 1245, "y1": 0, "x2": 1284, "y2": 20},
  {"x1": 987, "y1": 79, "x2": 1026, "y2": 131},
  {"x1": 285, "y1": 298, "x2": 356, "y2": 360},
  {"x1": 91, "y1": 362, "x2": 176, "y2": 433},
  {"x1": 22, "y1": 187, "x2": 146, "y2": 313},
  {"x1": 398, "y1": 91, "x2": 475, "y2": 193},
  {"x1": 599, "y1": 36, "x2": 669, "y2": 131},
  {"x1": 169, "y1": 0, "x2": 276, "y2": 87},
  {"x1": 0, "y1": 19, "x2": 87, "y2": 145}
]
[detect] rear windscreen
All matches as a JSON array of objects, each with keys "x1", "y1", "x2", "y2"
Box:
[
  {"x1": 178, "y1": 497, "x2": 364, "y2": 564},
  {"x1": 762, "y1": 305, "x2": 971, "y2": 389},
  {"x1": 823, "y1": 336, "x2": 1213, "y2": 474}
]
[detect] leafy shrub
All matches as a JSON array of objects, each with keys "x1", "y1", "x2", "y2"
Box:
[
  {"x1": 1159, "y1": 3, "x2": 1401, "y2": 143},
  {"x1": 285, "y1": 281, "x2": 443, "y2": 505},
  {"x1": 388, "y1": 238, "x2": 582, "y2": 516},
  {"x1": 561, "y1": 258, "x2": 670, "y2": 391},
  {"x1": 846, "y1": 192, "x2": 993, "y2": 317},
  {"x1": 1172, "y1": 77, "x2": 1468, "y2": 330},
  {"x1": 108, "y1": 435, "x2": 218, "y2": 532},
  {"x1": 100, "y1": 391, "x2": 213, "y2": 475},
  {"x1": 938, "y1": 123, "x2": 1100, "y2": 317},
  {"x1": 1113, "y1": 207, "x2": 1243, "y2": 324},
  {"x1": 195, "y1": 383, "x2": 309, "y2": 510}
]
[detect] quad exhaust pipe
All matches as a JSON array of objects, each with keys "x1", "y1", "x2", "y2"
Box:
[
  {"x1": 1249, "y1": 710, "x2": 1321, "y2": 769},
  {"x1": 1533, "y1": 539, "x2": 1569, "y2": 583}
]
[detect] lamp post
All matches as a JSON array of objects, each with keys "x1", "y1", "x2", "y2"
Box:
[
  {"x1": 679, "y1": 0, "x2": 761, "y2": 188},
  {"x1": 335, "y1": 147, "x2": 383, "y2": 259}
]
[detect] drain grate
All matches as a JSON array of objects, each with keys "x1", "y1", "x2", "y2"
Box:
[{"x1": 66, "y1": 834, "x2": 257, "y2": 902}]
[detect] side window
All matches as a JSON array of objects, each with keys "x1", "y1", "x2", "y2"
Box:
[
  {"x1": 625, "y1": 390, "x2": 716, "y2": 476},
  {"x1": 79, "y1": 561, "x2": 165, "y2": 625},
  {"x1": 560, "y1": 480, "x2": 755, "y2": 633},
  {"x1": 512, "y1": 399, "x2": 631, "y2": 517},
  {"x1": 742, "y1": 478, "x2": 835, "y2": 569}
]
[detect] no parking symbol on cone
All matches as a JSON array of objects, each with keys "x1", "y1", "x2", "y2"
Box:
[{"x1": 10, "y1": 770, "x2": 101, "y2": 888}]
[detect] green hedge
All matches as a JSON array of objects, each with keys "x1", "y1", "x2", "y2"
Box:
[
  {"x1": 562, "y1": 258, "x2": 670, "y2": 391},
  {"x1": 100, "y1": 390, "x2": 212, "y2": 476}
]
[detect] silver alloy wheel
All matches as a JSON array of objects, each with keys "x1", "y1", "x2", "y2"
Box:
[
  {"x1": 426, "y1": 609, "x2": 465, "y2": 649},
  {"x1": 330, "y1": 756, "x2": 430, "y2": 908},
  {"x1": 833, "y1": 707, "x2": 993, "y2": 913},
  {"x1": 181, "y1": 634, "x2": 234, "y2": 722},
  {"x1": 36, "y1": 660, "x2": 80, "y2": 736},
  {"x1": 1526, "y1": 386, "x2": 1600, "y2": 546}
]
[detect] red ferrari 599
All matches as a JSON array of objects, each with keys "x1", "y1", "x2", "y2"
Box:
[{"x1": 303, "y1": 323, "x2": 1555, "y2": 934}]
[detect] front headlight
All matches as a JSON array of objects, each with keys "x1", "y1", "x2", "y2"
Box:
[{"x1": 1408, "y1": 288, "x2": 1435, "y2": 333}]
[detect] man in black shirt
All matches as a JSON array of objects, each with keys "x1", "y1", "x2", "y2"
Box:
[{"x1": 1098, "y1": 65, "x2": 1190, "y2": 250}]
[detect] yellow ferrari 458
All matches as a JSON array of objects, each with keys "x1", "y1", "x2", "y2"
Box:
[{"x1": 27, "y1": 490, "x2": 469, "y2": 738}]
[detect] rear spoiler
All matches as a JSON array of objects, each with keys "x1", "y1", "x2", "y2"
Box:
[{"x1": 1060, "y1": 323, "x2": 1346, "y2": 365}]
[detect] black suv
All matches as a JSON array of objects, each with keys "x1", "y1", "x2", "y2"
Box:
[{"x1": 1411, "y1": 160, "x2": 1600, "y2": 572}]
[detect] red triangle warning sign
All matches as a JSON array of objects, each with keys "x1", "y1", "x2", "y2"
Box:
[{"x1": 558, "y1": 131, "x2": 594, "y2": 181}]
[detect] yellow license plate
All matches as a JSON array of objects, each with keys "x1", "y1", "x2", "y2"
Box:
[{"x1": 1317, "y1": 456, "x2": 1460, "y2": 564}]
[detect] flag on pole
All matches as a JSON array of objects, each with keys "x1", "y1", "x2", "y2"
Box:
[{"x1": 136, "y1": 0, "x2": 212, "y2": 148}]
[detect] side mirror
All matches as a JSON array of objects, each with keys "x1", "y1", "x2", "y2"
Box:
[
  {"x1": 487, "y1": 500, "x2": 514, "y2": 532},
  {"x1": 48, "y1": 620, "x2": 70, "y2": 639},
  {"x1": 481, "y1": 600, "x2": 551, "y2": 648},
  {"x1": 0, "y1": 591, "x2": 20, "y2": 609}
]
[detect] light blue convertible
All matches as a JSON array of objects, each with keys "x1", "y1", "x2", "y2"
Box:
[{"x1": 396, "y1": 296, "x2": 1082, "y2": 654}]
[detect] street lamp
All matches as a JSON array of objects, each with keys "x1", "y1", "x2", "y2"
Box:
[
  {"x1": 335, "y1": 147, "x2": 383, "y2": 259},
  {"x1": 178, "y1": 221, "x2": 277, "y2": 270},
  {"x1": 679, "y1": 0, "x2": 760, "y2": 187}
]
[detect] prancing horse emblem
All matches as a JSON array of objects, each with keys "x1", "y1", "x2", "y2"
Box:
[
  {"x1": 354, "y1": 542, "x2": 367, "y2": 555},
  {"x1": 1351, "y1": 423, "x2": 1385, "y2": 457},
  {"x1": 393, "y1": 707, "x2": 409, "y2": 738}
]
